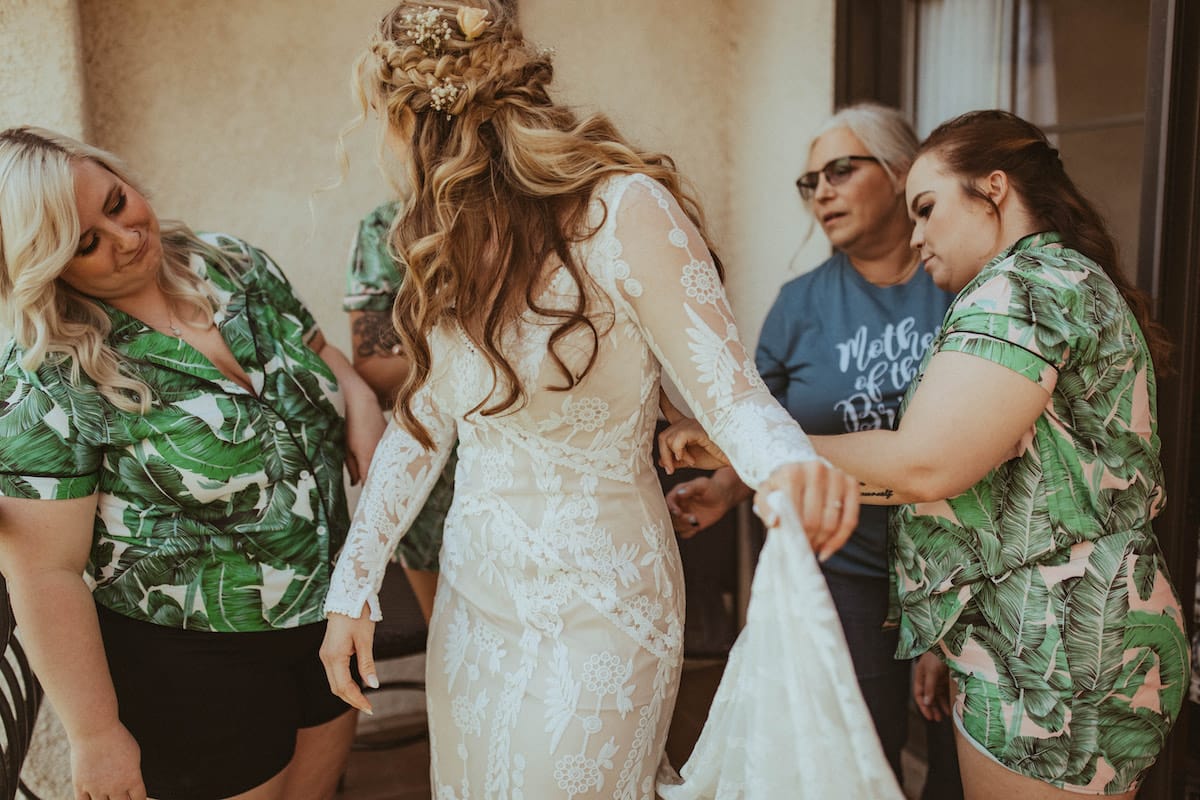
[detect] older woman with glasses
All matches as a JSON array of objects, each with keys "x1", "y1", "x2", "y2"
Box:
[{"x1": 664, "y1": 102, "x2": 962, "y2": 796}]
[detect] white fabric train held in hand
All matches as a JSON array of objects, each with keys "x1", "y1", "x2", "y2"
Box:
[{"x1": 658, "y1": 490, "x2": 904, "y2": 800}]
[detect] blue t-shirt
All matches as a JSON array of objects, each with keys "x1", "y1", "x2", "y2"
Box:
[{"x1": 756, "y1": 251, "x2": 953, "y2": 577}]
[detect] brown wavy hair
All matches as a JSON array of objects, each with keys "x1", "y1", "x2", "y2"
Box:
[
  {"x1": 353, "y1": 0, "x2": 722, "y2": 447},
  {"x1": 918, "y1": 109, "x2": 1172, "y2": 372}
]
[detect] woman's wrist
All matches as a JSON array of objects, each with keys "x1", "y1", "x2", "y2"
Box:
[
  {"x1": 345, "y1": 379, "x2": 382, "y2": 418},
  {"x1": 712, "y1": 466, "x2": 752, "y2": 506},
  {"x1": 332, "y1": 352, "x2": 383, "y2": 420}
]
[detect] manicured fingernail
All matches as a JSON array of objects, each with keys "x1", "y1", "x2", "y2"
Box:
[
  {"x1": 818, "y1": 550, "x2": 831, "y2": 563},
  {"x1": 688, "y1": 516, "x2": 698, "y2": 526},
  {"x1": 365, "y1": 674, "x2": 380, "y2": 689},
  {"x1": 362, "y1": 707, "x2": 374, "y2": 716}
]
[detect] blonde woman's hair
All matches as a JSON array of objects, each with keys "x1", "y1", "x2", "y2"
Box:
[
  {"x1": 811, "y1": 103, "x2": 919, "y2": 189},
  {"x1": 354, "y1": 0, "x2": 722, "y2": 448},
  {"x1": 0, "y1": 127, "x2": 226, "y2": 413}
]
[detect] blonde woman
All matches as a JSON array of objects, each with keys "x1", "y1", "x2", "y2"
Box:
[
  {"x1": 0, "y1": 127, "x2": 384, "y2": 800},
  {"x1": 318, "y1": 2, "x2": 860, "y2": 796}
]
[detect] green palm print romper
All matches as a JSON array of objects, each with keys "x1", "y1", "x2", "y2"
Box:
[
  {"x1": 889, "y1": 233, "x2": 1189, "y2": 793},
  {"x1": 0, "y1": 235, "x2": 349, "y2": 631},
  {"x1": 344, "y1": 202, "x2": 455, "y2": 571}
]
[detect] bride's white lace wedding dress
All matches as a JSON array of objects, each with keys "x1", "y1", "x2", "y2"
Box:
[
  {"x1": 658, "y1": 492, "x2": 903, "y2": 800},
  {"x1": 324, "y1": 173, "x2": 895, "y2": 799}
]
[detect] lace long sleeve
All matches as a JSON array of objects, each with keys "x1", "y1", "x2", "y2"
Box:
[
  {"x1": 598, "y1": 175, "x2": 820, "y2": 487},
  {"x1": 323, "y1": 378, "x2": 456, "y2": 620}
]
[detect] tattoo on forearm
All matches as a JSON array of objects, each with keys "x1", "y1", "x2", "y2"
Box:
[
  {"x1": 352, "y1": 312, "x2": 401, "y2": 359},
  {"x1": 860, "y1": 486, "x2": 895, "y2": 498}
]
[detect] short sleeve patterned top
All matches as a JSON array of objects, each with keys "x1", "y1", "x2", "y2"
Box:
[
  {"x1": 0, "y1": 234, "x2": 349, "y2": 632},
  {"x1": 888, "y1": 231, "x2": 1191, "y2": 793},
  {"x1": 344, "y1": 201, "x2": 405, "y2": 315},
  {"x1": 890, "y1": 232, "x2": 1177, "y2": 659}
]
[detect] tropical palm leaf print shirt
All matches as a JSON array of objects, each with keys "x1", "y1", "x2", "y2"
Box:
[
  {"x1": 0, "y1": 234, "x2": 349, "y2": 632},
  {"x1": 343, "y1": 201, "x2": 403, "y2": 314},
  {"x1": 890, "y1": 232, "x2": 1168, "y2": 659}
]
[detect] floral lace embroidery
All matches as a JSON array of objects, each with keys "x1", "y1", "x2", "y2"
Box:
[{"x1": 325, "y1": 172, "x2": 821, "y2": 798}]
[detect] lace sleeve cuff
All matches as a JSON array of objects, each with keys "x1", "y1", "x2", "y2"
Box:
[{"x1": 323, "y1": 592, "x2": 383, "y2": 622}]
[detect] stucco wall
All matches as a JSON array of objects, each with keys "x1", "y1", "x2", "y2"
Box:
[
  {"x1": 522, "y1": 0, "x2": 833, "y2": 345},
  {"x1": 0, "y1": 0, "x2": 88, "y2": 137},
  {"x1": 79, "y1": 0, "x2": 399, "y2": 354},
  {"x1": 5, "y1": 0, "x2": 833, "y2": 355},
  {"x1": 520, "y1": 0, "x2": 735, "y2": 246},
  {"x1": 728, "y1": 2, "x2": 834, "y2": 344}
]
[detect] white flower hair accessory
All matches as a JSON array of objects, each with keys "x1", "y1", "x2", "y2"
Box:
[
  {"x1": 429, "y1": 76, "x2": 462, "y2": 118},
  {"x1": 456, "y1": 7, "x2": 490, "y2": 41},
  {"x1": 403, "y1": 6, "x2": 452, "y2": 55}
]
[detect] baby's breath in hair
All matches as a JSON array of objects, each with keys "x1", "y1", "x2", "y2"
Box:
[
  {"x1": 357, "y1": 0, "x2": 725, "y2": 450},
  {"x1": 403, "y1": 6, "x2": 451, "y2": 55},
  {"x1": 429, "y1": 77, "x2": 461, "y2": 118}
]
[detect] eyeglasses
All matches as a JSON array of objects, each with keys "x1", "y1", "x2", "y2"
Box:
[{"x1": 795, "y1": 155, "x2": 880, "y2": 200}]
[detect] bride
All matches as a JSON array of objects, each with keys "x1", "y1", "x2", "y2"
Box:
[{"x1": 320, "y1": 3, "x2": 893, "y2": 798}]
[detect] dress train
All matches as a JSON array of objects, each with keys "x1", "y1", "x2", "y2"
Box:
[{"x1": 658, "y1": 493, "x2": 904, "y2": 800}]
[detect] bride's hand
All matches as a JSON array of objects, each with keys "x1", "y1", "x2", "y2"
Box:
[
  {"x1": 657, "y1": 391, "x2": 729, "y2": 474},
  {"x1": 757, "y1": 460, "x2": 859, "y2": 561},
  {"x1": 320, "y1": 607, "x2": 379, "y2": 715}
]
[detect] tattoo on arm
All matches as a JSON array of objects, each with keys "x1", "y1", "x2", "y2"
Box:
[
  {"x1": 860, "y1": 486, "x2": 895, "y2": 499},
  {"x1": 352, "y1": 311, "x2": 401, "y2": 359}
]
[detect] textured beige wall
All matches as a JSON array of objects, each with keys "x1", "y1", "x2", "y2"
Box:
[
  {"x1": 8, "y1": 0, "x2": 832, "y2": 354},
  {"x1": 521, "y1": 0, "x2": 735, "y2": 245},
  {"x1": 728, "y1": 1, "x2": 834, "y2": 344},
  {"x1": 79, "y1": 0, "x2": 398, "y2": 354},
  {"x1": 0, "y1": 0, "x2": 88, "y2": 137},
  {"x1": 521, "y1": 0, "x2": 833, "y2": 345}
]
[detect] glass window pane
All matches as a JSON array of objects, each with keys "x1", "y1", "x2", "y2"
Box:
[
  {"x1": 1058, "y1": 126, "x2": 1144, "y2": 281},
  {"x1": 1042, "y1": 0, "x2": 1149, "y2": 127},
  {"x1": 904, "y1": 0, "x2": 1151, "y2": 280}
]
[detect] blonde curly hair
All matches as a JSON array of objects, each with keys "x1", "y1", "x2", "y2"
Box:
[
  {"x1": 354, "y1": 0, "x2": 722, "y2": 447},
  {"x1": 0, "y1": 127, "x2": 226, "y2": 413}
]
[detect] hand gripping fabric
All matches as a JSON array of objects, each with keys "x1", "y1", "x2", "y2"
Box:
[{"x1": 658, "y1": 491, "x2": 903, "y2": 800}]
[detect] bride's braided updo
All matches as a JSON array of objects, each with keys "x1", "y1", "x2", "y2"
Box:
[
  {"x1": 364, "y1": 2, "x2": 550, "y2": 123},
  {"x1": 355, "y1": 1, "x2": 723, "y2": 447}
]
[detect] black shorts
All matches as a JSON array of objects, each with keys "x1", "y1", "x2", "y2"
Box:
[{"x1": 97, "y1": 604, "x2": 354, "y2": 800}]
